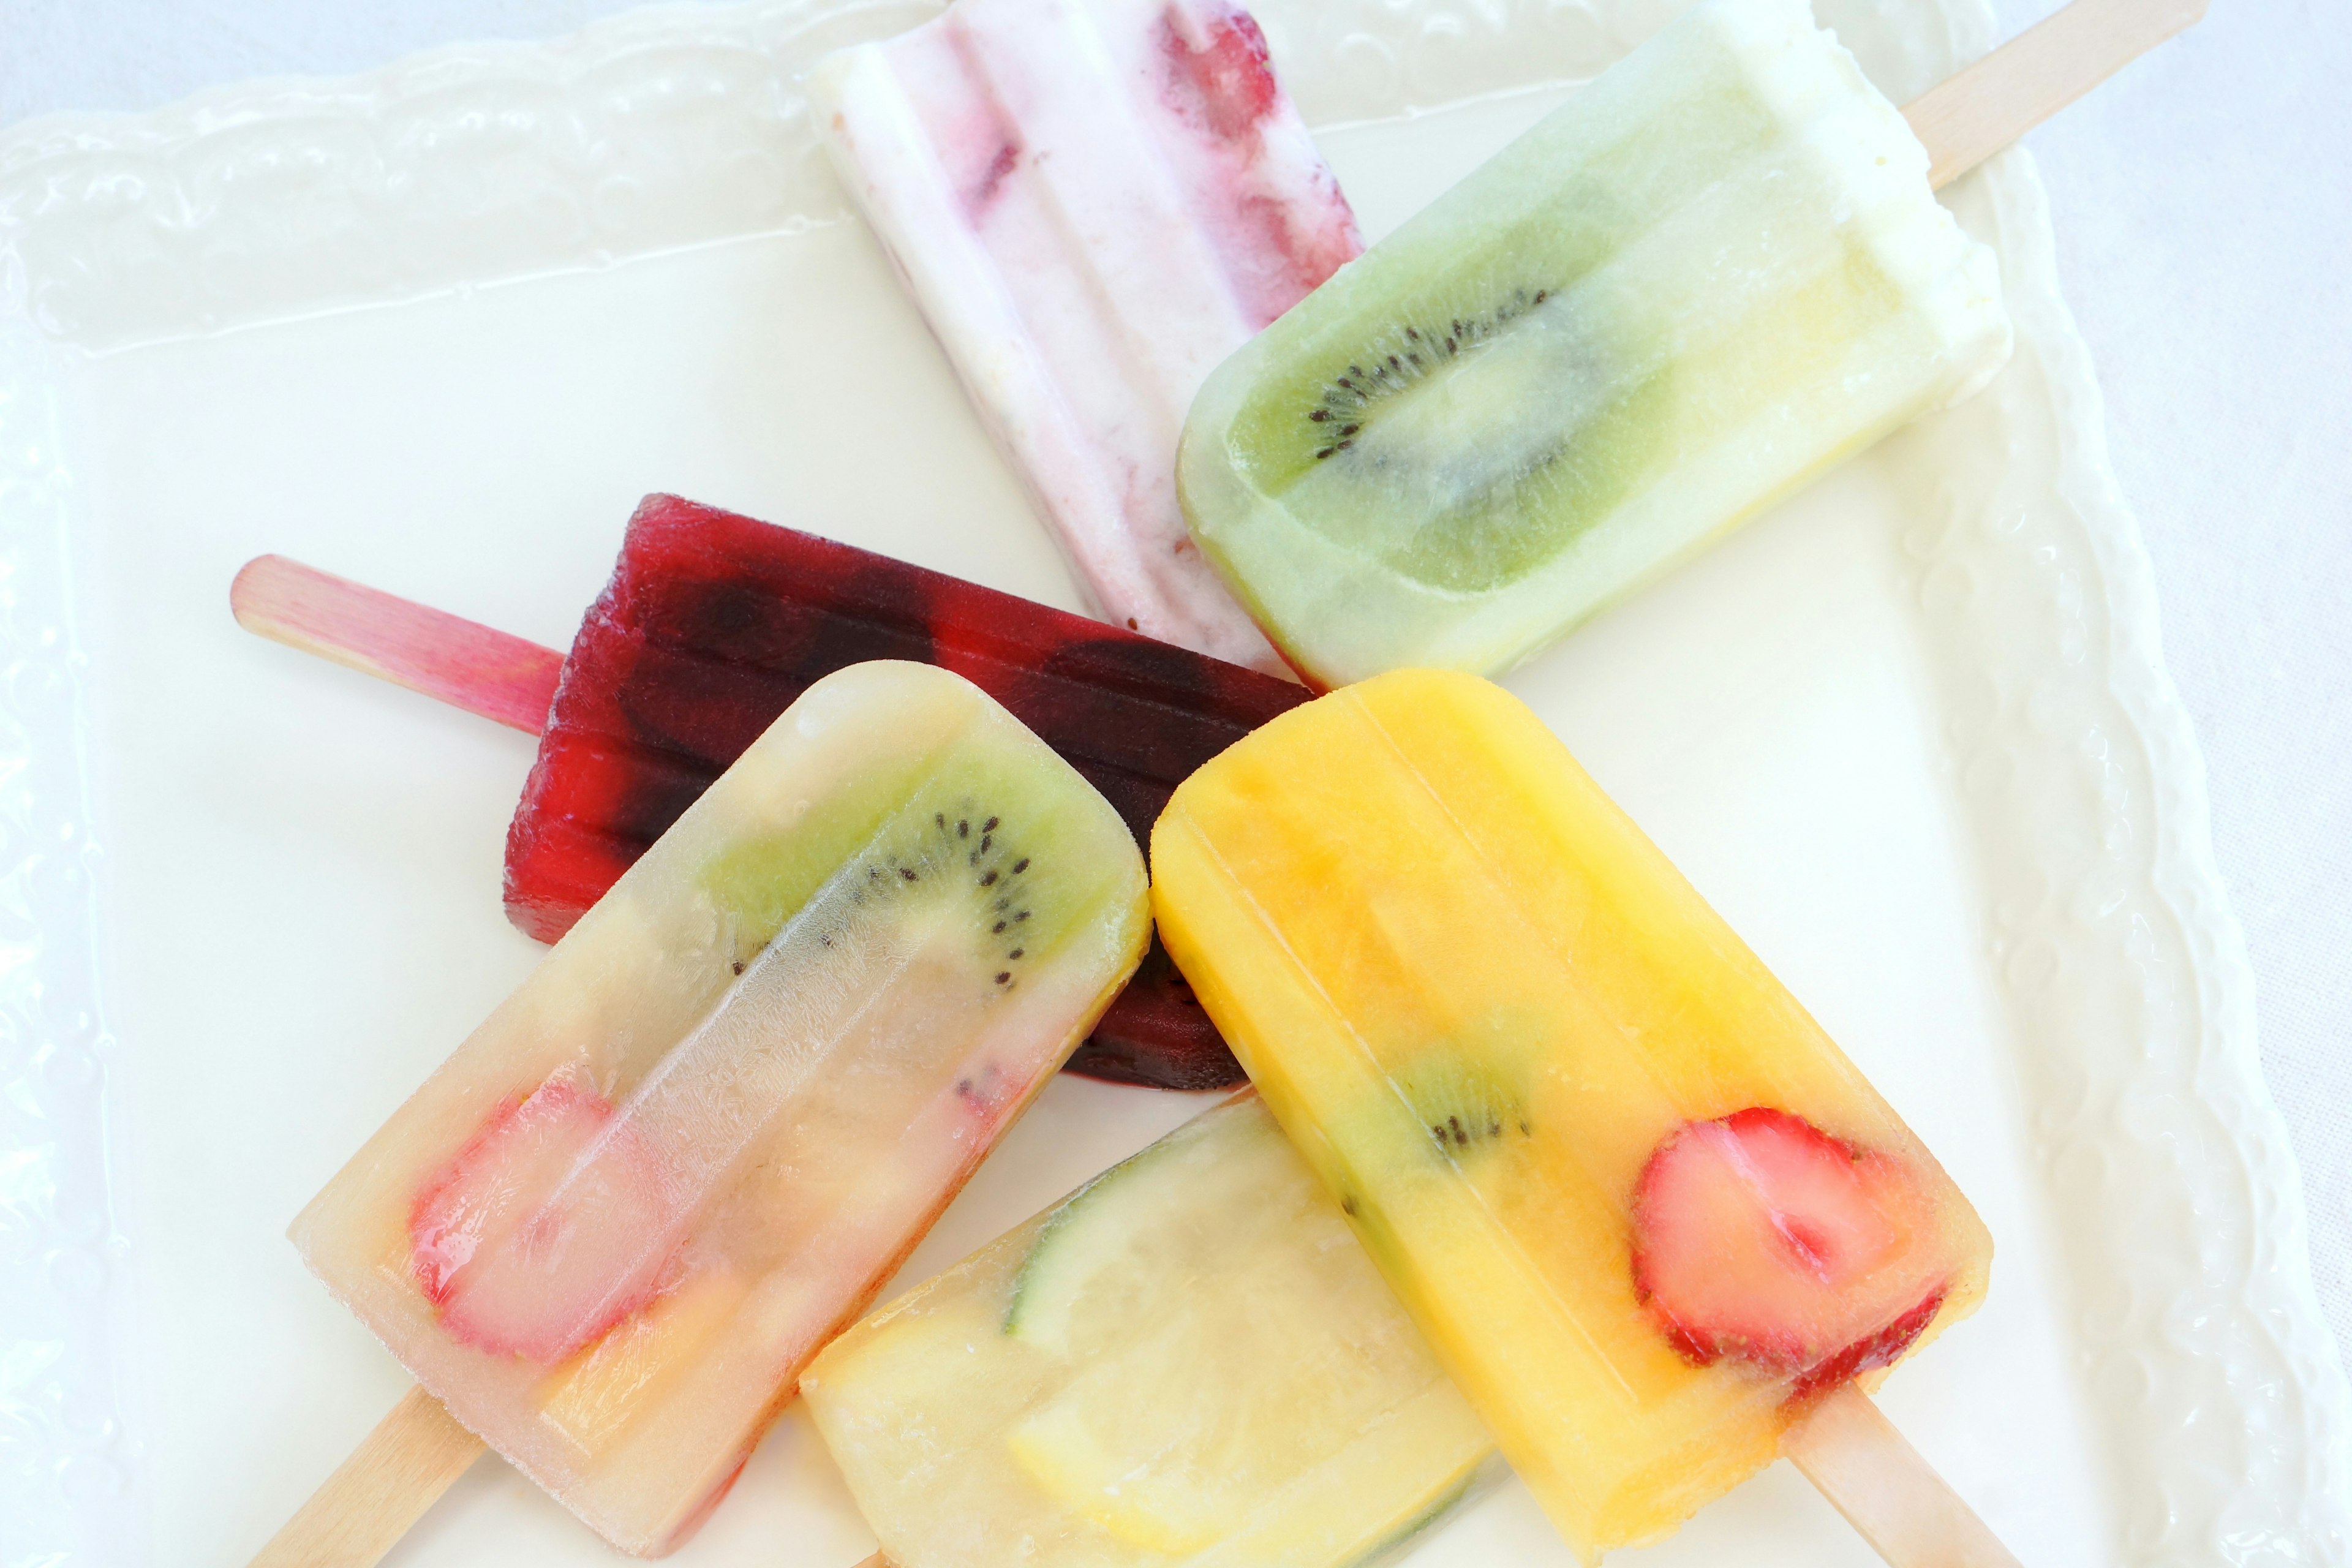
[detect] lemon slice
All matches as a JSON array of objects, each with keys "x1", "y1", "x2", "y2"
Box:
[
  {"x1": 1009, "y1": 1395, "x2": 1228, "y2": 1555},
  {"x1": 1190, "y1": 1382, "x2": 1493, "y2": 1568},
  {"x1": 1001, "y1": 1096, "x2": 1491, "y2": 1559}
]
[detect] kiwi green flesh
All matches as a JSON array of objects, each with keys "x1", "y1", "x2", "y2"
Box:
[
  {"x1": 697, "y1": 745, "x2": 937, "y2": 960},
  {"x1": 1278, "y1": 301, "x2": 1675, "y2": 595},
  {"x1": 1383, "y1": 1053, "x2": 1532, "y2": 1164},
  {"x1": 698, "y1": 742, "x2": 1108, "y2": 986},
  {"x1": 1209, "y1": 58, "x2": 1877, "y2": 598}
]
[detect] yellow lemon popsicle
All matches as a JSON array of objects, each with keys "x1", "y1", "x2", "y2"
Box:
[
  {"x1": 1176, "y1": 0, "x2": 2011, "y2": 688},
  {"x1": 293, "y1": 663, "x2": 1147, "y2": 1555},
  {"x1": 802, "y1": 1093, "x2": 1499, "y2": 1567},
  {"x1": 1150, "y1": 669, "x2": 1990, "y2": 1559}
]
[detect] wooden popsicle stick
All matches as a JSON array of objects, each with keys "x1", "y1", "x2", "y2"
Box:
[
  {"x1": 232, "y1": 554, "x2": 564, "y2": 734},
  {"x1": 248, "y1": 1385, "x2": 486, "y2": 1568},
  {"x1": 1905, "y1": 0, "x2": 2207, "y2": 190},
  {"x1": 1784, "y1": 1384, "x2": 2021, "y2": 1568}
]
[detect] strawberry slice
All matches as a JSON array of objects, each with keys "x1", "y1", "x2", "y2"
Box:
[
  {"x1": 1158, "y1": 6, "x2": 1279, "y2": 141},
  {"x1": 1630, "y1": 1108, "x2": 1947, "y2": 1400},
  {"x1": 409, "y1": 1078, "x2": 677, "y2": 1365}
]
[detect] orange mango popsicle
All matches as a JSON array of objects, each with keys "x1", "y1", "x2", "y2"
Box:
[{"x1": 1150, "y1": 669, "x2": 1989, "y2": 1558}]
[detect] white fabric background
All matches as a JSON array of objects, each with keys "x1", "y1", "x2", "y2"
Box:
[{"x1": 2, "y1": 0, "x2": 2345, "y2": 1363}]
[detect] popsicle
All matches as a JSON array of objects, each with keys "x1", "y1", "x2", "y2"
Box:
[
  {"x1": 1177, "y1": 0, "x2": 2194, "y2": 688},
  {"x1": 232, "y1": 494, "x2": 1308, "y2": 1088},
  {"x1": 273, "y1": 662, "x2": 1148, "y2": 1557},
  {"x1": 810, "y1": 0, "x2": 1360, "y2": 675},
  {"x1": 803, "y1": 1091, "x2": 1500, "y2": 1567},
  {"x1": 1151, "y1": 669, "x2": 2006, "y2": 1562}
]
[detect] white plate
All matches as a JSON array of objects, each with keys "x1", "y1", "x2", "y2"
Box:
[{"x1": 2, "y1": 0, "x2": 2347, "y2": 1564}]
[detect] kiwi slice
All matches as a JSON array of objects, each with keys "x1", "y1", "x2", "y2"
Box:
[
  {"x1": 1224, "y1": 267, "x2": 1672, "y2": 600},
  {"x1": 1194, "y1": 92, "x2": 1723, "y2": 606},
  {"x1": 1384, "y1": 1052, "x2": 1532, "y2": 1164},
  {"x1": 698, "y1": 745, "x2": 1104, "y2": 984}
]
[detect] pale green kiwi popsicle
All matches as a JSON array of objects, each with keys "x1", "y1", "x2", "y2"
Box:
[{"x1": 1177, "y1": 0, "x2": 2012, "y2": 688}]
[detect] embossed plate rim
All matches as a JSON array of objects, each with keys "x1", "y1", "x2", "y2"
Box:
[{"x1": 0, "y1": 0, "x2": 2345, "y2": 1563}]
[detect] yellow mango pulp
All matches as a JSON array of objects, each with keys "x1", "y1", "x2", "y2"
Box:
[
  {"x1": 538, "y1": 1268, "x2": 751, "y2": 1455},
  {"x1": 1150, "y1": 669, "x2": 1990, "y2": 1559}
]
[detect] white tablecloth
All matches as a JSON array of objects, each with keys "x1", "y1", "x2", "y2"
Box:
[{"x1": 5, "y1": 0, "x2": 2346, "y2": 1361}]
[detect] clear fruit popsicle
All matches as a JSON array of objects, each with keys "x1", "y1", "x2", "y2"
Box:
[
  {"x1": 503, "y1": 492, "x2": 1308, "y2": 1085},
  {"x1": 1177, "y1": 0, "x2": 2013, "y2": 687},
  {"x1": 810, "y1": 0, "x2": 1360, "y2": 674},
  {"x1": 291, "y1": 662, "x2": 1148, "y2": 1555},
  {"x1": 1151, "y1": 669, "x2": 1994, "y2": 1559},
  {"x1": 802, "y1": 1092, "x2": 1498, "y2": 1567}
]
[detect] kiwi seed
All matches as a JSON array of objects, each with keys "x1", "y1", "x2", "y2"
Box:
[{"x1": 1304, "y1": 286, "x2": 1557, "y2": 460}]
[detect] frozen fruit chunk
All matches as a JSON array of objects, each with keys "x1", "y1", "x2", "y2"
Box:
[
  {"x1": 1630, "y1": 1107, "x2": 1948, "y2": 1396},
  {"x1": 995, "y1": 1109, "x2": 1480, "y2": 1553},
  {"x1": 409, "y1": 1078, "x2": 674, "y2": 1365},
  {"x1": 538, "y1": 1268, "x2": 750, "y2": 1451}
]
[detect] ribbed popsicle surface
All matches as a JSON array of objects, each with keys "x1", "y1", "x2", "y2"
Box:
[{"x1": 1152, "y1": 671, "x2": 1989, "y2": 1558}]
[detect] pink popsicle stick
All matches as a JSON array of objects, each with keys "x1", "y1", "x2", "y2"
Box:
[{"x1": 230, "y1": 554, "x2": 562, "y2": 734}]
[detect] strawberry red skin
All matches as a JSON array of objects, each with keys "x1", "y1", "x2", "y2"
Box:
[
  {"x1": 409, "y1": 1079, "x2": 676, "y2": 1365},
  {"x1": 1787, "y1": 1286, "x2": 1946, "y2": 1402},
  {"x1": 1159, "y1": 7, "x2": 1279, "y2": 140},
  {"x1": 505, "y1": 495, "x2": 1309, "y2": 1088},
  {"x1": 1144, "y1": 3, "x2": 1360, "y2": 323},
  {"x1": 1629, "y1": 1107, "x2": 1947, "y2": 1403}
]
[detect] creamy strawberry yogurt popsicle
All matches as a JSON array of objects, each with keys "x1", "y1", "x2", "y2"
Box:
[
  {"x1": 1153, "y1": 671, "x2": 2000, "y2": 1561},
  {"x1": 292, "y1": 662, "x2": 1147, "y2": 1555},
  {"x1": 811, "y1": 0, "x2": 1360, "y2": 674}
]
